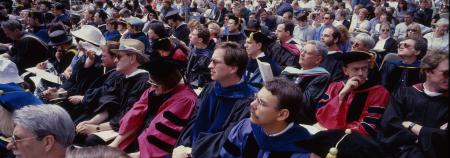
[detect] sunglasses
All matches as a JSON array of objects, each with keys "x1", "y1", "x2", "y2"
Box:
[
  {"x1": 407, "y1": 29, "x2": 418, "y2": 32},
  {"x1": 381, "y1": 29, "x2": 390, "y2": 32},
  {"x1": 399, "y1": 42, "x2": 412, "y2": 48}
]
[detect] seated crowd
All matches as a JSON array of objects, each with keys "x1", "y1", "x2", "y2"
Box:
[{"x1": 0, "y1": 0, "x2": 448, "y2": 157}]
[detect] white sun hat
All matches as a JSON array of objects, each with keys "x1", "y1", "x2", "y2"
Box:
[
  {"x1": 0, "y1": 58, "x2": 24, "y2": 84},
  {"x1": 71, "y1": 25, "x2": 107, "y2": 46}
]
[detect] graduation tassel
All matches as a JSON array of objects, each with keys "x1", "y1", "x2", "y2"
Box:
[{"x1": 326, "y1": 129, "x2": 352, "y2": 158}]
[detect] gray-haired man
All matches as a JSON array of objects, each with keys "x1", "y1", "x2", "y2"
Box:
[{"x1": 6, "y1": 104, "x2": 75, "y2": 158}]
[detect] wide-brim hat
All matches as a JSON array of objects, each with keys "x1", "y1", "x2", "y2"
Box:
[
  {"x1": 0, "y1": 58, "x2": 24, "y2": 84},
  {"x1": 71, "y1": 25, "x2": 106, "y2": 46},
  {"x1": 340, "y1": 51, "x2": 373, "y2": 66},
  {"x1": 48, "y1": 30, "x2": 73, "y2": 46},
  {"x1": 111, "y1": 39, "x2": 149, "y2": 63}
]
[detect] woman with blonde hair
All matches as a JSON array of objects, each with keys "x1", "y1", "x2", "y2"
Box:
[{"x1": 405, "y1": 23, "x2": 427, "y2": 43}]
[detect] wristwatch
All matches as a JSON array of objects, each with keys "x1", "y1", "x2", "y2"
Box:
[
  {"x1": 408, "y1": 123, "x2": 416, "y2": 131},
  {"x1": 96, "y1": 125, "x2": 101, "y2": 132}
]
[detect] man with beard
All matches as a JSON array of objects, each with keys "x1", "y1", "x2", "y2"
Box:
[{"x1": 320, "y1": 26, "x2": 345, "y2": 82}]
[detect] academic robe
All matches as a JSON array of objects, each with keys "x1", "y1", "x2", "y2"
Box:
[
  {"x1": 316, "y1": 81, "x2": 390, "y2": 137},
  {"x1": 287, "y1": 67, "x2": 330, "y2": 124},
  {"x1": 319, "y1": 52, "x2": 345, "y2": 82},
  {"x1": 9, "y1": 33, "x2": 48, "y2": 74},
  {"x1": 61, "y1": 55, "x2": 104, "y2": 96},
  {"x1": 176, "y1": 81, "x2": 257, "y2": 158},
  {"x1": 80, "y1": 70, "x2": 150, "y2": 131},
  {"x1": 185, "y1": 47, "x2": 212, "y2": 88},
  {"x1": 219, "y1": 32, "x2": 246, "y2": 46},
  {"x1": 266, "y1": 41, "x2": 300, "y2": 68},
  {"x1": 379, "y1": 84, "x2": 448, "y2": 158},
  {"x1": 173, "y1": 23, "x2": 190, "y2": 45},
  {"x1": 74, "y1": 69, "x2": 124, "y2": 122},
  {"x1": 380, "y1": 60, "x2": 424, "y2": 93},
  {"x1": 243, "y1": 55, "x2": 282, "y2": 89},
  {"x1": 220, "y1": 119, "x2": 311, "y2": 158},
  {"x1": 118, "y1": 84, "x2": 197, "y2": 158}
]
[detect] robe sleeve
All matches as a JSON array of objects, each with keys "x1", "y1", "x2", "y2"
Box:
[
  {"x1": 220, "y1": 119, "x2": 252, "y2": 158},
  {"x1": 379, "y1": 90, "x2": 418, "y2": 152},
  {"x1": 118, "y1": 88, "x2": 151, "y2": 134},
  {"x1": 190, "y1": 99, "x2": 251, "y2": 158},
  {"x1": 346, "y1": 87, "x2": 390, "y2": 137},
  {"x1": 139, "y1": 95, "x2": 196, "y2": 158},
  {"x1": 417, "y1": 126, "x2": 448, "y2": 158},
  {"x1": 302, "y1": 75, "x2": 330, "y2": 118}
]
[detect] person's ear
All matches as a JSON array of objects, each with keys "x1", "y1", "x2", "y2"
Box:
[
  {"x1": 130, "y1": 54, "x2": 137, "y2": 64},
  {"x1": 277, "y1": 109, "x2": 290, "y2": 122},
  {"x1": 229, "y1": 65, "x2": 238, "y2": 75},
  {"x1": 42, "y1": 135, "x2": 56, "y2": 152}
]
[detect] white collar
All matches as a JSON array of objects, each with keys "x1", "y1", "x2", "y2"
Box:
[
  {"x1": 423, "y1": 85, "x2": 443, "y2": 97},
  {"x1": 125, "y1": 69, "x2": 148, "y2": 79},
  {"x1": 256, "y1": 52, "x2": 266, "y2": 58},
  {"x1": 267, "y1": 122, "x2": 294, "y2": 137}
]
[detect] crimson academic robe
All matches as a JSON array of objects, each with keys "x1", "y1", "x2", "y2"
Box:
[
  {"x1": 118, "y1": 84, "x2": 196, "y2": 158},
  {"x1": 379, "y1": 84, "x2": 448, "y2": 158},
  {"x1": 316, "y1": 81, "x2": 390, "y2": 137}
]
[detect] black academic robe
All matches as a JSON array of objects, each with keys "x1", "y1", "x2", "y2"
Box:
[
  {"x1": 380, "y1": 60, "x2": 424, "y2": 93},
  {"x1": 72, "y1": 69, "x2": 124, "y2": 123},
  {"x1": 219, "y1": 32, "x2": 246, "y2": 46},
  {"x1": 266, "y1": 41, "x2": 300, "y2": 68},
  {"x1": 173, "y1": 23, "x2": 190, "y2": 45},
  {"x1": 101, "y1": 72, "x2": 150, "y2": 131},
  {"x1": 61, "y1": 55, "x2": 104, "y2": 96},
  {"x1": 176, "y1": 81, "x2": 256, "y2": 158},
  {"x1": 320, "y1": 53, "x2": 345, "y2": 82},
  {"x1": 379, "y1": 84, "x2": 448, "y2": 158},
  {"x1": 77, "y1": 71, "x2": 149, "y2": 131},
  {"x1": 9, "y1": 33, "x2": 48, "y2": 74},
  {"x1": 295, "y1": 73, "x2": 330, "y2": 124}
]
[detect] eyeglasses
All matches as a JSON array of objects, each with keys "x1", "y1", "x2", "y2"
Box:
[
  {"x1": 11, "y1": 134, "x2": 37, "y2": 145},
  {"x1": 253, "y1": 93, "x2": 267, "y2": 107},
  {"x1": 210, "y1": 59, "x2": 224, "y2": 65},
  {"x1": 381, "y1": 29, "x2": 390, "y2": 32},
  {"x1": 399, "y1": 42, "x2": 412, "y2": 48},
  {"x1": 407, "y1": 29, "x2": 418, "y2": 32}
]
